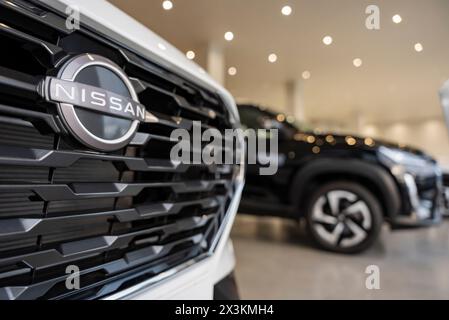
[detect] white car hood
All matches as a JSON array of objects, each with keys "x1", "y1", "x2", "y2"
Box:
[{"x1": 40, "y1": 0, "x2": 238, "y2": 121}]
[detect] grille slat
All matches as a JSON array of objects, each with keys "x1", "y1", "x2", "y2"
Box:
[
  {"x1": 0, "y1": 144, "x2": 232, "y2": 174},
  {"x1": 0, "y1": 104, "x2": 61, "y2": 133},
  {"x1": 0, "y1": 234, "x2": 203, "y2": 300},
  {"x1": 0, "y1": 20, "x2": 65, "y2": 67},
  {"x1": 0, "y1": 180, "x2": 230, "y2": 201},
  {"x1": 0, "y1": 216, "x2": 210, "y2": 275},
  {"x1": 131, "y1": 77, "x2": 224, "y2": 122},
  {"x1": 0, "y1": 66, "x2": 40, "y2": 100},
  {"x1": 0, "y1": 197, "x2": 221, "y2": 242},
  {"x1": 0, "y1": 120, "x2": 54, "y2": 150},
  {"x1": 0, "y1": 1, "x2": 240, "y2": 300},
  {"x1": 0, "y1": 192, "x2": 44, "y2": 218}
]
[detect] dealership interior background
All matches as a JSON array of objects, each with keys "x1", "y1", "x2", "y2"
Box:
[{"x1": 110, "y1": 0, "x2": 449, "y2": 299}]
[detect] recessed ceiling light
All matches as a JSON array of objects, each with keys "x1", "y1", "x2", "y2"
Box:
[
  {"x1": 302, "y1": 71, "x2": 311, "y2": 80},
  {"x1": 228, "y1": 67, "x2": 237, "y2": 76},
  {"x1": 353, "y1": 58, "x2": 363, "y2": 67},
  {"x1": 224, "y1": 31, "x2": 234, "y2": 41},
  {"x1": 414, "y1": 43, "x2": 423, "y2": 52},
  {"x1": 162, "y1": 0, "x2": 173, "y2": 10},
  {"x1": 186, "y1": 50, "x2": 195, "y2": 60},
  {"x1": 281, "y1": 5, "x2": 293, "y2": 16},
  {"x1": 322, "y1": 36, "x2": 333, "y2": 45},
  {"x1": 268, "y1": 53, "x2": 278, "y2": 63},
  {"x1": 392, "y1": 14, "x2": 402, "y2": 24}
]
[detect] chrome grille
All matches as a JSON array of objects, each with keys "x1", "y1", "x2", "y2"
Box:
[{"x1": 0, "y1": 0, "x2": 240, "y2": 300}]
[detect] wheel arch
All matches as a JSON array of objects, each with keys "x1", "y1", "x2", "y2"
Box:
[{"x1": 289, "y1": 158, "x2": 401, "y2": 220}]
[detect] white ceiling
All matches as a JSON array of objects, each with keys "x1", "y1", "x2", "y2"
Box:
[{"x1": 109, "y1": 0, "x2": 449, "y2": 124}]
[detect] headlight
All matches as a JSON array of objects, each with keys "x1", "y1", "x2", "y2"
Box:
[{"x1": 378, "y1": 146, "x2": 429, "y2": 168}]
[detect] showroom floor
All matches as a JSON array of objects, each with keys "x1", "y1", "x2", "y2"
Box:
[{"x1": 231, "y1": 215, "x2": 449, "y2": 299}]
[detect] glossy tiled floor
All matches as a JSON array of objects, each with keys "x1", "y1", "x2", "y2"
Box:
[{"x1": 231, "y1": 215, "x2": 449, "y2": 299}]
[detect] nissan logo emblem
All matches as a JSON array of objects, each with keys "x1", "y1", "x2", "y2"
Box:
[{"x1": 40, "y1": 54, "x2": 149, "y2": 151}]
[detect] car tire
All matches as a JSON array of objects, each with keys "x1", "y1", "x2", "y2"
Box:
[{"x1": 305, "y1": 181, "x2": 383, "y2": 254}]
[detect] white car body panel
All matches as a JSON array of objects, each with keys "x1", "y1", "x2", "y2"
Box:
[{"x1": 39, "y1": 0, "x2": 242, "y2": 300}]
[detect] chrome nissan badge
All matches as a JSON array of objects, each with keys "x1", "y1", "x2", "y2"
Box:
[{"x1": 41, "y1": 54, "x2": 145, "y2": 151}]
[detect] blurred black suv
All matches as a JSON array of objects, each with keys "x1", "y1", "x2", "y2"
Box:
[{"x1": 238, "y1": 104, "x2": 443, "y2": 253}]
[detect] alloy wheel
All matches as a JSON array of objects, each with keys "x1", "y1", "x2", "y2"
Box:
[{"x1": 311, "y1": 190, "x2": 372, "y2": 249}]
